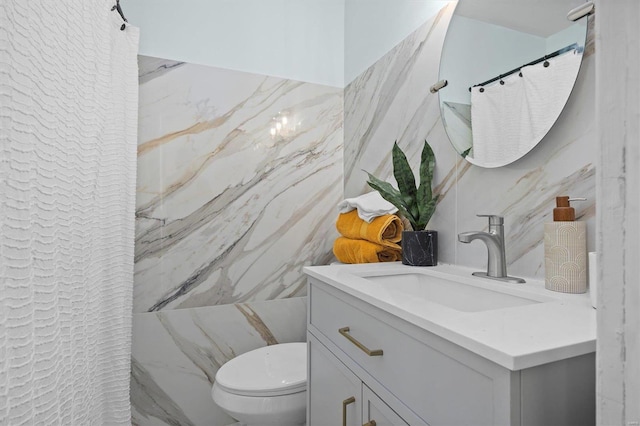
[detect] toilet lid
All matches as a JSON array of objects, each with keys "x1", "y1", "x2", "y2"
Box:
[{"x1": 215, "y1": 342, "x2": 307, "y2": 397}]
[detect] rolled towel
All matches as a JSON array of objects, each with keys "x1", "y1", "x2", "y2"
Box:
[
  {"x1": 333, "y1": 237, "x2": 402, "y2": 264},
  {"x1": 336, "y1": 210, "x2": 403, "y2": 249},
  {"x1": 337, "y1": 192, "x2": 398, "y2": 223}
]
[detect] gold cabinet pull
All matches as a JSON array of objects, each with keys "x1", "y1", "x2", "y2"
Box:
[
  {"x1": 342, "y1": 396, "x2": 356, "y2": 426},
  {"x1": 338, "y1": 327, "x2": 383, "y2": 356},
  {"x1": 363, "y1": 421, "x2": 377, "y2": 426}
]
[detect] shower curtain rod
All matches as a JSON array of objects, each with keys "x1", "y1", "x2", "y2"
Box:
[{"x1": 469, "y1": 42, "x2": 580, "y2": 91}]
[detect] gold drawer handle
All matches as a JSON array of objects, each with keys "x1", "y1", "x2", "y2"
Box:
[
  {"x1": 342, "y1": 396, "x2": 355, "y2": 426},
  {"x1": 338, "y1": 327, "x2": 383, "y2": 356},
  {"x1": 363, "y1": 421, "x2": 377, "y2": 426}
]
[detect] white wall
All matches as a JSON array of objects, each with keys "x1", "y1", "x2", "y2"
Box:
[
  {"x1": 596, "y1": 0, "x2": 640, "y2": 423},
  {"x1": 125, "y1": 0, "x2": 451, "y2": 88},
  {"x1": 439, "y1": 15, "x2": 544, "y2": 105},
  {"x1": 124, "y1": 0, "x2": 345, "y2": 87},
  {"x1": 546, "y1": 20, "x2": 587, "y2": 53},
  {"x1": 344, "y1": 0, "x2": 450, "y2": 85}
]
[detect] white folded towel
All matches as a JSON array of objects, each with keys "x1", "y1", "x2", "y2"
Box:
[{"x1": 337, "y1": 192, "x2": 398, "y2": 223}]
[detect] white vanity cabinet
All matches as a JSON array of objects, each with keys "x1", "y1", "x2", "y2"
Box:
[
  {"x1": 308, "y1": 334, "x2": 409, "y2": 426},
  {"x1": 308, "y1": 334, "x2": 362, "y2": 425},
  {"x1": 306, "y1": 276, "x2": 596, "y2": 426},
  {"x1": 362, "y1": 384, "x2": 409, "y2": 426}
]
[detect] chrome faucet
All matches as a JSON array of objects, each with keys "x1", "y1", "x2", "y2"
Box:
[{"x1": 458, "y1": 214, "x2": 525, "y2": 283}]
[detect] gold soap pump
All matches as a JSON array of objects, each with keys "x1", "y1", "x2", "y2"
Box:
[{"x1": 544, "y1": 196, "x2": 587, "y2": 293}]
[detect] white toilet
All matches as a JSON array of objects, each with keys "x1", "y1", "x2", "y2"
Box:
[{"x1": 212, "y1": 342, "x2": 307, "y2": 426}]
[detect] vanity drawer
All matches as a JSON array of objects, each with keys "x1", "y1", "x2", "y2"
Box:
[{"x1": 308, "y1": 279, "x2": 513, "y2": 426}]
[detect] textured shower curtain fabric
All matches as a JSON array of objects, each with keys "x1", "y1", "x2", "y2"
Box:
[
  {"x1": 0, "y1": 1, "x2": 138, "y2": 424},
  {"x1": 470, "y1": 73, "x2": 528, "y2": 166},
  {"x1": 470, "y1": 50, "x2": 583, "y2": 166}
]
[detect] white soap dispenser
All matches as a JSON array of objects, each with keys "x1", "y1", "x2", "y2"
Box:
[{"x1": 543, "y1": 196, "x2": 587, "y2": 293}]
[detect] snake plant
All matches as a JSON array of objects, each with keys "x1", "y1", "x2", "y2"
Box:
[{"x1": 366, "y1": 140, "x2": 438, "y2": 231}]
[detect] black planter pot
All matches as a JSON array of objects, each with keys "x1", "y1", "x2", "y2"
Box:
[{"x1": 401, "y1": 230, "x2": 438, "y2": 266}]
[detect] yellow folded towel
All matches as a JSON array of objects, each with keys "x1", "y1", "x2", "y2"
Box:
[
  {"x1": 333, "y1": 237, "x2": 402, "y2": 264},
  {"x1": 336, "y1": 210, "x2": 403, "y2": 249}
]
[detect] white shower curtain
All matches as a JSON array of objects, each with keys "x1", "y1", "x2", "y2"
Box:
[
  {"x1": 0, "y1": 1, "x2": 138, "y2": 424},
  {"x1": 470, "y1": 50, "x2": 583, "y2": 166}
]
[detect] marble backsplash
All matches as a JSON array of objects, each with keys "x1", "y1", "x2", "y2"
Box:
[
  {"x1": 135, "y1": 56, "x2": 343, "y2": 313},
  {"x1": 344, "y1": 3, "x2": 596, "y2": 280}
]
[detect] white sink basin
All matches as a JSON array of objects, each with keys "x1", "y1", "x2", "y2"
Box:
[{"x1": 359, "y1": 272, "x2": 541, "y2": 312}]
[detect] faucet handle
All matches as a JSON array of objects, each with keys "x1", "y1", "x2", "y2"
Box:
[{"x1": 476, "y1": 214, "x2": 504, "y2": 225}]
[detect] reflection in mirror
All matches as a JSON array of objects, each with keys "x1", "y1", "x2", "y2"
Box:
[{"x1": 438, "y1": 0, "x2": 588, "y2": 168}]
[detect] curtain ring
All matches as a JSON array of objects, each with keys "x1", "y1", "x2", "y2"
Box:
[
  {"x1": 543, "y1": 55, "x2": 550, "y2": 67},
  {"x1": 479, "y1": 87, "x2": 485, "y2": 93},
  {"x1": 112, "y1": 0, "x2": 127, "y2": 30},
  {"x1": 499, "y1": 74, "x2": 505, "y2": 85},
  {"x1": 518, "y1": 71, "x2": 523, "y2": 77}
]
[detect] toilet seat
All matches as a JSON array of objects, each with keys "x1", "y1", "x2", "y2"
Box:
[{"x1": 215, "y1": 342, "x2": 306, "y2": 397}]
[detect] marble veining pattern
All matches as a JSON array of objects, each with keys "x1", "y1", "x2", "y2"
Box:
[
  {"x1": 131, "y1": 297, "x2": 307, "y2": 426},
  {"x1": 138, "y1": 56, "x2": 185, "y2": 84},
  {"x1": 135, "y1": 56, "x2": 343, "y2": 312},
  {"x1": 344, "y1": 4, "x2": 596, "y2": 280},
  {"x1": 344, "y1": 3, "x2": 461, "y2": 265}
]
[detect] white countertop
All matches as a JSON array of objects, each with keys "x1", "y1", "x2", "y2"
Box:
[{"x1": 303, "y1": 262, "x2": 596, "y2": 371}]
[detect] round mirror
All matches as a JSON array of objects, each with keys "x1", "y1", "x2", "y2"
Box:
[{"x1": 438, "y1": 0, "x2": 589, "y2": 168}]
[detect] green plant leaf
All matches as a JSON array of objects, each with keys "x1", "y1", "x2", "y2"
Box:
[
  {"x1": 416, "y1": 197, "x2": 438, "y2": 230},
  {"x1": 417, "y1": 140, "x2": 436, "y2": 228},
  {"x1": 364, "y1": 139, "x2": 439, "y2": 232},
  {"x1": 392, "y1": 142, "x2": 418, "y2": 215},
  {"x1": 366, "y1": 172, "x2": 417, "y2": 229}
]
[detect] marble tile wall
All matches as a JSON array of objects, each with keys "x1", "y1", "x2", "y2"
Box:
[
  {"x1": 132, "y1": 56, "x2": 343, "y2": 425},
  {"x1": 136, "y1": 56, "x2": 343, "y2": 313},
  {"x1": 344, "y1": 3, "x2": 596, "y2": 280},
  {"x1": 131, "y1": 297, "x2": 307, "y2": 426}
]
